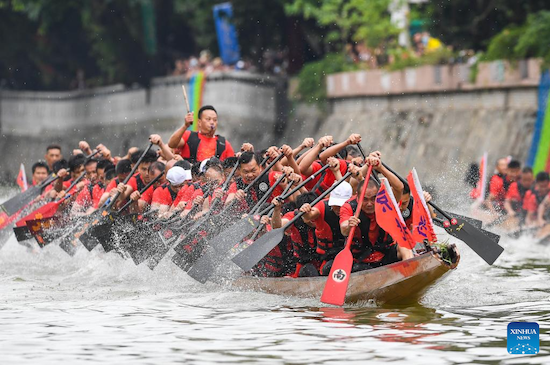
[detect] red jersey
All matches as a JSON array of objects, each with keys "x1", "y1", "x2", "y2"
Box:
[
  {"x1": 152, "y1": 183, "x2": 179, "y2": 207},
  {"x1": 489, "y1": 174, "x2": 512, "y2": 208},
  {"x1": 282, "y1": 210, "x2": 319, "y2": 267},
  {"x1": 175, "y1": 130, "x2": 235, "y2": 162},
  {"x1": 311, "y1": 199, "x2": 346, "y2": 256},
  {"x1": 139, "y1": 185, "x2": 156, "y2": 205},
  {"x1": 523, "y1": 185, "x2": 550, "y2": 213},
  {"x1": 127, "y1": 173, "x2": 146, "y2": 193},
  {"x1": 309, "y1": 160, "x2": 348, "y2": 192},
  {"x1": 75, "y1": 184, "x2": 105, "y2": 209}
]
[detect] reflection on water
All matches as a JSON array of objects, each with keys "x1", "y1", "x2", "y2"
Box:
[{"x1": 0, "y1": 214, "x2": 549, "y2": 363}]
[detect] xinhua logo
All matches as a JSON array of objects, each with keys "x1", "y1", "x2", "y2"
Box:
[{"x1": 507, "y1": 322, "x2": 539, "y2": 355}]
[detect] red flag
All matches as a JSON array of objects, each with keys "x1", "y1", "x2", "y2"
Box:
[
  {"x1": 407, "y1": 168, "x2": 437, "y2": 243},
  {"x1": 470, "y1": 152, "x2": 487, "y2": 201},
  {"x1": 375, "y1": 178, "x2": 415, "y2": 250},
  {"x1": 16, "y1": 163, "x2": 28, "y2": 192},
  {"x1": 15, "y1": 199, "x2": 65, "y2": 228}
]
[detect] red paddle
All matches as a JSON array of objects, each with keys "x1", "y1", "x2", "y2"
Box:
[{"x1": 320, "y1": 164, "x2": 373, "y2": 306}]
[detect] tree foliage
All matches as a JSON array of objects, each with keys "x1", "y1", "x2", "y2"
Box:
[
  {"x1": 285, "y1": 0, "x2": 399, "y2": 50},
  {"x1": 485, "y1": 11, "x2": 550, "y2": 67},
  {"x1": 427, "y1": 0, "x2": 550, "y2": 51}
]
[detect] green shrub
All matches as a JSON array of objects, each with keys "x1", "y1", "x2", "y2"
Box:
[{"x1": 294, "y1": 53, "x2": 358, "y2": 105}]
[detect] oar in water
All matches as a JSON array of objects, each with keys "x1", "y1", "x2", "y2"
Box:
[
  {"x1": 76, "y1": 143, "x2": 154, "y2": 251},
  {"x1": 172, "y1": 152, "x2": 285, "y2": 259},
  {"x1": 381, "y1": 162, "x2": 504, "y2": 265},
  {"x1": 356, "y1": 145, "x2": 486, "y2": 230},
  {"x1": 140, "y1": 158, "x2": 242, "y2": 268},
  {"x1": 62, "y1": 143, "x2": 154, "y2": 253},
  {"x1": 185, "y1": 173, "x2": 292, "y2": 283},
  {"x1": 1, "y1": 150, "x2": 101, "y2": 216},
  {"x1": 185, "y1": 163, "x2": 332, "y2": 263},
  {"x1": 232, "y1": 171, "x2": 354, "y2": 272},
  {"x1": 319, "y1": 165, "x2": 374, "y2": 306},
  {"x1": 87, "y1": 171, "x2": 165, "y2": 254},
  {"x1": 0, "y1": 174, "x2": 59, "y2": 217},
  {"x1": 14, "y1": 171, "x2": 87, "y2": 242}
]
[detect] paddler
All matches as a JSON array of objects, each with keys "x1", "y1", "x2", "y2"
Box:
[
  {"x1": 523, "y1": 172, "x2": 550, "y2": 226},
  {"x1": 298, "y1": 159, "x2": 356, "y2": 275},
  {"x1": 168, "y1": 105, "x2": 235, "y2": 163},
  {"x1": 338, "y1": 151, "x2": 411, "y2": 273},
  {"x1": 504, "y1": 166, "x2": 534, "y2": 225},
  {"x1": 151, "y1": 166, "x2": 192, "y2": 217}
]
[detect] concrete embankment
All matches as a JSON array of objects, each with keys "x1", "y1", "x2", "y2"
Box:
[
  {"x1": 280, "y1": 60, "x2": 540, "y2": 203},
  {"x1": 0, "y1": 72, "x2": 286, "y2": 181},
  {"x1": 0, "y1": 60, "x2": 542, "y2": 204}
]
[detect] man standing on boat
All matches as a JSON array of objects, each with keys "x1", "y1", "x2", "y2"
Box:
[{"x1": 168, "y1": 105, "x2": 235, "y2": 163}]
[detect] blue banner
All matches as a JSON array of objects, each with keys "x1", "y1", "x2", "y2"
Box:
[{"x1": 213, "y1": 2, "x2": 241, "y2": 65}]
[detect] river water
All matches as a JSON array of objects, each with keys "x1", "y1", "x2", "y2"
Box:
[{"x1": 1, "y1": 201, "x2": 549, "y2": 364}]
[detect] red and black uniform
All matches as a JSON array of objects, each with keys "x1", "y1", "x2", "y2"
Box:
[
  {"x1": 489, "y1": 173, "x2": 513, "y2": 212},
  {"x1": 306, "y1": 159, "x2": 348, "y2": 194},
  {"x1": 523, "y1": 185, "x2": 549, "y2": 215},
  {"x1": 339, "y1": 198, "x2": 398, "y2": 269},
  {"x1": 174, "y1": 130, "x2": 235, "y2": 163},
  {"x1": 252, "y1": 230, "x2": 295, "y2": 278},
  {"x1": 231, "y1": 171, "x2": 281, "y2": 212},
  {"x1": 75, "y1": 183, "x2": 105, "y2": 210},
  {"x1": 281, "y1": 210, "x2": 320, "y2": 276},
  {"x1": 506, "y1": 182, "x2": 532, "y2": 216},
  {"x1": 128, "y1": 173, "x2": 146, "y2": 193},
  {"x1": 151, "y1": 182, "x2": 180, "y2": 207},
  {"x1": 311, "y1": 200, "x2": 346, "y2": 268}
]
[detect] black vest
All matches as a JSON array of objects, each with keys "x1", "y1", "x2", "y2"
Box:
[
  {"x1": 317, "y1": 200, "x2": 345, "y2": 254},
  {"x1": 186, "y1": 131, "x2": 227, "y2": 163},
  {"x1": 348, "y1": 199, "x2": 393, "y2": 262}
]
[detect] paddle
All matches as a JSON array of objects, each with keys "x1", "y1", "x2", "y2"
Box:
[
  {"x1": 172, "y1": 152, "x2": 285, "y2": 257},
  {"x1": 136, "y1": 159, "x2": 241, "y2": 268},
  {"x1": 192, "y1": 163, "x2": 332, "y2": 258},
  {"x1": 185, "y1": 174, "x2": 293, "y2": 282},
  {"x1": 1, "y1": 150, "x2": 101, "y2": 216},
  {"x1": 83, "y1": 171, "x2": 165, "y2": 254},
  {"x1": 381, "y1": 162, "x2": 504, "y2": 265},
  {"x1": 232, "y1": 170, "x2": 354, "y2": 272},
  {"x1": 69, "y1": 143, "x2": 154, "y2": 252},
  {"x1": 14, "y1": 171, "x2": 87, "y2": 242},
  {"x1": 1, "y1": 174, "x2": 59, "y2": 216},
  {"x1": 319, "y1": 165, "x2": 373, "y2": 306}
]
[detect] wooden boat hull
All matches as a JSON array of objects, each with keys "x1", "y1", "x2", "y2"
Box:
[{"x1": 232, "y1": 246, "x2": 460, "y2": 304}]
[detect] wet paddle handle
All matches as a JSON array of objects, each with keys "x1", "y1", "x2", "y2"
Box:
[
  {"x1": 106, "y1": 142, "x2": 154, "y2": 210},
  {"x1": 117, "y1": 171, "x2": 165, "y2": 213},
  {"x1": 286, "y1": 171, "x2": 353, "y2": 228}
]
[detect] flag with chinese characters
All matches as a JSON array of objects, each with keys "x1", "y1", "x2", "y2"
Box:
[
  {"x1": 375, "y1": 178, "x2": 415, "y2": 249},
  {"x1": 407, "y1": 168, "x2": 437, "y2": 243},
  {"x1": 16, "y1": 163, "x2": 28, "y2": 192}
]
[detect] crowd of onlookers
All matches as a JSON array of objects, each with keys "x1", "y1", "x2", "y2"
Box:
[{"x1": 170, "y1": 49, "x2": 288, "y2": 78}]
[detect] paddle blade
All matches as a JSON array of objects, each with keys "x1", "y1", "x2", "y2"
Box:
[
  {"x1": 231, "y1": 228, "x2": 285, "y2": 272},
  {"x1": 186, "y1": 246, "x2": 224, "y2": 283},
  {"x1": 13, "y1": 226, "x2": 32, "y2": 242},
  {"x1": 208, "y1": 216, "x2": 259, "y2": 253},
  {"x1": 1, "y1": 186, "x2": 41, "y2": 215},
  {"x1": 58, "y1": 234, "x2": 80, "y2": 256},
  {"x1": 443, "y1": 218, "x2": 504, "y2": 265},
  {"x1": 445, "y1": 211, "x2": 483, "y2": 229},
  {"x1": 320, "y1": 248, "x2": 353, "y2": 306}
]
